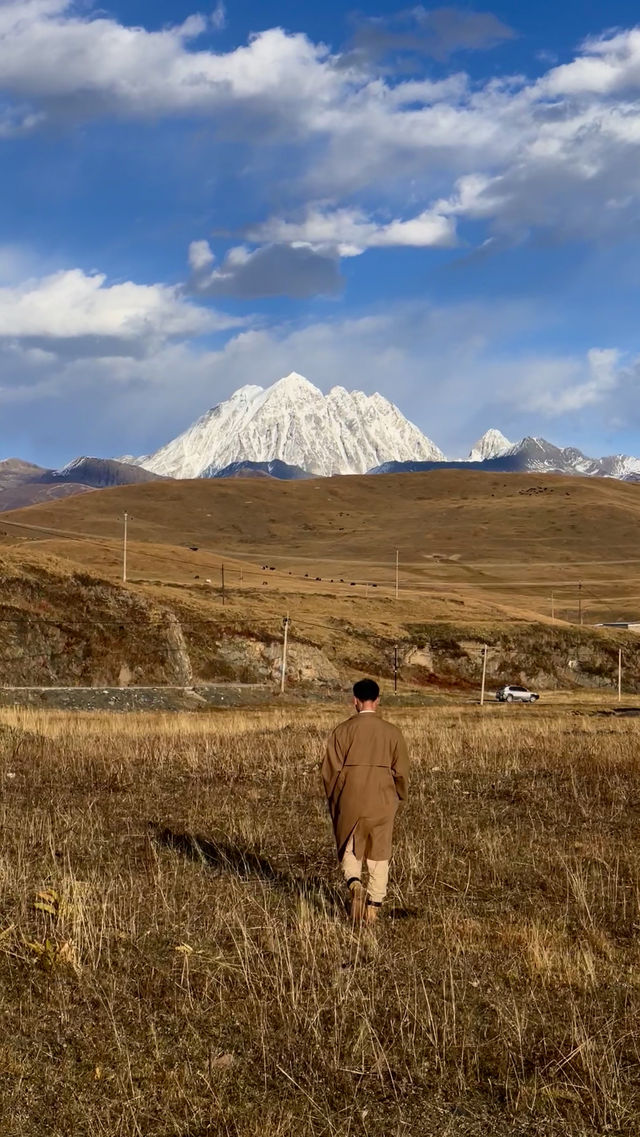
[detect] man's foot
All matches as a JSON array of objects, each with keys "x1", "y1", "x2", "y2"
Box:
[
  {"x1": 365, "y1": 900, "x2": 382, "y2": 925},
  {"x1": 348, "y1": 879, "x2": 366, "y2": 922}
]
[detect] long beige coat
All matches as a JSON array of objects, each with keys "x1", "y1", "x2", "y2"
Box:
[{"x1": 322, "y1": 712, "x2": 409, "y2": 861}]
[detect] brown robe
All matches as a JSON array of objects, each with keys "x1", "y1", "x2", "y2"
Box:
[{"x1": 322, "y1": 711, "x2": 409, "y2": 862}]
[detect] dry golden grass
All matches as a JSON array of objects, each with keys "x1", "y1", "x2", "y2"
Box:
[{"x1": 1, "y1": 704, "x2": 640, "y2": 1135}]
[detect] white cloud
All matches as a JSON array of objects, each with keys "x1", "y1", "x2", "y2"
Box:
[
  {"x1": 188, "y1": 240, "x2": 216, "y2": 273},
  {"x1": 542, "y1": 28, "x2": 640, "y2": 97},
  {"x1": 0, "y1": 3, "x2": 337, "y2": 123},
  {"x1": 211, "y1": 3, "x2": 227, "y2": 32},
  {"x1": 248, "y1": 206, "x2": 457, "y2": 255},
  {"x1": 2, "y1": 5, "x2": 640, "y2": 257},
  {"x1": 0, "y1": 266, "x2": 238, "y2": 353}
]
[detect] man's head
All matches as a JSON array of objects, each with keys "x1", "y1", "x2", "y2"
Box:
[{"x1": 353, "y1": 677, "x2": 380, "y2": 712}]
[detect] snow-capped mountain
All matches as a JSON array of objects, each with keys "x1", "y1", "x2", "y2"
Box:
[
  {"x1": 599, "y1": 454, "x2": 640, "y2": 481},
  {"x1": 468, "y1": 429, "x2": 512, "y2": 462},
  {"x1": 502, "y1": 437, "x2": 603, "y2": 476},
  {"x1": 139, "y1": 372, "x2": 444, "y2": 478},
  {"x1": 370, "y1": 435, "x2": 640, "y2": 480}
]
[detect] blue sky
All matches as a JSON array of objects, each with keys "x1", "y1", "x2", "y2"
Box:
[{"x1": 1, "y1": 1, "x2": 640, "y2": 465}]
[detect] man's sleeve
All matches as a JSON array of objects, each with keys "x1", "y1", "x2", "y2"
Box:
[
  {"x1": 321, "y1": 729, "x2": 344, "y2": 802},
  {"x1": 391, "y1": 731, "x2": 409, "y2": 803}
]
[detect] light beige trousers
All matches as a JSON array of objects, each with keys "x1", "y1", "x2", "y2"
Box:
[{"x1": 341, "y1": 833, "x2": 389, "y2": 904}]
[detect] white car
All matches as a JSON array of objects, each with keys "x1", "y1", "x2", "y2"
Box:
[{"x1": 496, "y1": 684, "x2": 539, "y2": 704}]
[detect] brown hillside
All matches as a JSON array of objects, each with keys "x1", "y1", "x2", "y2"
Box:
[
  {"x1": 0, "y1": 481, "x2": 95, "y2": 512},
  {"x1": 0, "y1": 470, "x2": 638, "y2": 694},
  {"x1": 2, "y1": 469, "x2": 640, "y2": 625}
]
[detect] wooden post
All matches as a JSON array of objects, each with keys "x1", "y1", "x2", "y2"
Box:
[
  {"x1": 280, "y1": 615, "x2": 290, "y2": 694},
  {"x1": 480, "y1": 644, "x2": 488, "y2": 706}
]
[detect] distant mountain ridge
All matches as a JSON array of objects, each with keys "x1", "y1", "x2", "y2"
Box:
[
  {"x1": 43, "y1": 457, "x2": 164, "y2": 488},
  {"x1": 0, "y1": 456, "x2": 162, "y2": 511},
  {"x1": 371, "y1": 436, "x2": 640, "y2": 481},
  {"x1": 208, "y1": 459, "x2": 315, "y2": 480}
]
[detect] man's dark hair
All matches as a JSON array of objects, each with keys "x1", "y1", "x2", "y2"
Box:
[{"x1": 353, "y1": 678, "x2": 380, "y2": 702}]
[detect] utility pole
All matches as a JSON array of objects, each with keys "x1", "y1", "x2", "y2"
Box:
[
  {"x1": 618, "y1": 648, "x2": 622, "y2": 703},
  {"x1": 578, "y1": 581, "x2": 583, "y2": 626},
  {"x1": 394, "y1": 644, "x2": 398, "y2": 694},
  {"x1": 395, "y1": 549, "x2": 399, "y2": 600},
  {"x1": 122, "y1": 512, "x2": 128, "y2": 583},
  {"x1": 280, "y1": 615, "x2": 290, "y2": 695},
  {"x1": 480, "y1": 644, "x2": 488, "y2": 706},
  {"x1": 221, "y1": 563, "x2": 226, "y2": 606}
]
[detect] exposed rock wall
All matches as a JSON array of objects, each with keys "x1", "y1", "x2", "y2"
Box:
[
  {"x1": 0, "y1": 557, "x2": 194, "y2": 686},
  {"x1": 401, "y1": 623, "x2": 640, "y2": 693}
]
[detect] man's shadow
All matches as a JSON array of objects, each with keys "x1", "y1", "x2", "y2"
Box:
[{"x1": 149, "y1": 823, "x2": 344, "y2": 914}]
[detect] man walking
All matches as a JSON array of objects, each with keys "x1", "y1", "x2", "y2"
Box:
[{"x1": 322, "y1": 678, "x2": 409, "y2": 923}]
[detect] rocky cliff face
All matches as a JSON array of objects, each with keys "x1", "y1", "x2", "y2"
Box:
[{"x1": 0, "y1": 553, "x2": 192, "y2": 687}]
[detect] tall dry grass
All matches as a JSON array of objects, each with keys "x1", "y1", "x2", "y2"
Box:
[{"x1": 0, "y1": 705, "x2": 639, "y2": 1135}]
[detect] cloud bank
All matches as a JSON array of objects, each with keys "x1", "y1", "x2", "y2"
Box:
[
  {"x1": 1, "y1": 4, "x2": 640, "y2": 270},
  {"x1": 0, "y1": 6, "x2": 639, "y2": 461}
]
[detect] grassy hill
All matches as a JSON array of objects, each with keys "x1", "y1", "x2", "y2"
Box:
[{"x1": 0, "y1": 469, "x2": 639, "y2": 691}]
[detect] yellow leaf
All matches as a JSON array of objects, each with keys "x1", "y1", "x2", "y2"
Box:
[
  {"x1": 57, "y1": 941, "x2": 76, "y2": 966},
  {"x1": 33, "y1": 889, "x2": 59, "y2": 917},
  {"x1": 24, "y1": 940, "x2": 45, "y2": 956},
  {"x1": 33, "y1": 901, "x2": 57, "y2": 916},
  {"x1": 36, "y1": 889, "x2": 59, "y2": 904},
  {"x1": 174, "y1": 943, "x2": 193, "y2": 955},
  {"x1": 94, "y1": 1066, "x2": 102, "y2": 1081}
]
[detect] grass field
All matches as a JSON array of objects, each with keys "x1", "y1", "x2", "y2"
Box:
[{"x1": 1, "y1": 703, "x2": 640, "y2": 1135}]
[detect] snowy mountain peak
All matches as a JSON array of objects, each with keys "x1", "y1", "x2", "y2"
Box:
[
  {"x1": 468, "y1": 428, "x2": 512, "y2": 462},
  {"x1": 271, "y1": 371, "x2": 321, "y2": 395},
  {"x1": 139, "y1": 372, "x2": 443, "y2": 478}
]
